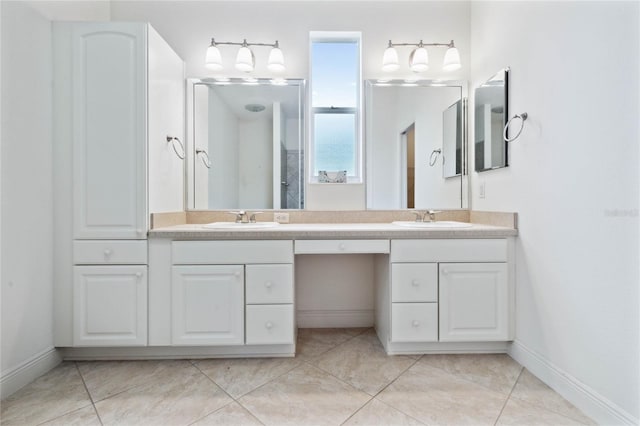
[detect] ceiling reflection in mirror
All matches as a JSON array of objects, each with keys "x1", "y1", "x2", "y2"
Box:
[
  {"x1": 365, "y1": 80, "x2": 468, "y2": 210},
  {"x1": 187, "y1": 78, "x2": 305, "y2": 210}
]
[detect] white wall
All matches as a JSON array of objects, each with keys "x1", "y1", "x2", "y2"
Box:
[
  {"x1": 1, "y1": 1, "x2": 54, "y2": 394},
  {"x1": 470, "y1": 2, "x2": 639, "y2": 423},
  {"x1": 110, "y1": 0, "x2": 471, "y2": 210}
]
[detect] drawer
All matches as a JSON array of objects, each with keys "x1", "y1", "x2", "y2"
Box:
[
  {"x1": 391, "y1": 239, "x2": 507, "y2": 263},
  {"x1": 246, "y1": 304, "x2": 294, "y2": 345},
  {"x1": 172, "y1": 240, "x2": 293, "y2": 264},
  {"x1": 391, "y1": 303, "x2": 438, "y2": 343},
  {"x1": 295, "y1": 239, "x2": 389, "y2": 254},
  {"x1": 74, "y1": 240, "x2": 147, "y2": 264},
  {"x1": 246, "y1": 264, "x2": 293, "y2": 304},
  {"x1": 391, "y1": 263, "x2": 437, "y2": 302}
]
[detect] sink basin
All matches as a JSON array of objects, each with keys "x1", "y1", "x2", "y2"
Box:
[
  {"x1": 202, "y1": 221, "x2": 280, "y2": 229},
  {"x1": 392, "y1": 221, "x2": 473, "y2": 228}
]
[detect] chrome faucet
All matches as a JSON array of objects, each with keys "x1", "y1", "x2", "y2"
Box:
[
  {"x1": 228, "y1": 210, "x2": 263, "y2": 223},
  {"x1": 412, "y1": 210, "x2": 440, "y2": 222}
]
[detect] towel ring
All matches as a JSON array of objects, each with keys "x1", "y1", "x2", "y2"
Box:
[
  {"x1": 196, "y1": 148, "x2": 212, "y2": 169},
  {"x1": 503, "y1": 112, "x2": 528, "y2": 142},
  {"x1": 166, "y1": 136, "x2": 185, "y2": 160},
  {"x1": 429, "y1": 149, "x2": 442, "y2": 167}
]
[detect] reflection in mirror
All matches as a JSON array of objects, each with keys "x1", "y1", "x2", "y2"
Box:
[
  {"x1": 365, "y1": 80, "x2": 467, "y2": 210},
  {"x1": 474, "y1": 68, "x2": 509, "y2": 172},
  {"x1": 187, "y1": 79, "x2": 305, "y2": 210}
]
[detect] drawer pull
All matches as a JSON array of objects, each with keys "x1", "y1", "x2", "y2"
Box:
[
  {"x1": 104, "y1": 249, "x2": 112, "y2": 258},
  {"x1": 412, "y1": 320, "x2": 420, "y2": 327},
  {"x1": 234, "y1": 271, "x2": 241, "y2": 278},
  {"x1": 338, "y1": 243, "x2": 346, "y2": 250},
  {"x1": 265, "y1": 321, "x2": 273, "y2": 329},
  {"x1": 135, "y1": 272, "x2": 142, "y2": 278},
  {"x1": 411, "y1": 279, "x2": 419, "y2": 287},
  {"x1": 442, "y1": 269, "x2": 449, "y2": 275},
  {"x1": 264, "y1": 281, "x2": 273, "y2": 289}
]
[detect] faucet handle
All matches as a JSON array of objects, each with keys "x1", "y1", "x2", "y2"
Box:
[
  {"x1": 411, "y1": 211, "x2": 424, "y2": 222},
  {"x1": 227, "y1": 210, "x2": 246, "y2": 223},
  {"x1": 249, "y1": 212, "x2": 263, "y2": 223},
  {"x1": 426, "y1": 210, "x2": 442, "y2": 222}
]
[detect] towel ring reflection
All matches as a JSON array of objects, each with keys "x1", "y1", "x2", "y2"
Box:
[
  {"x1": 429, "y1": 149, "x2": 442, "y2": 167},
  {"x1": 196, "y1": 148, "x2": 212, "y2": 169},
  {"x1": 166, "y1": 136, "x2": 185, "y2": 159},
  {"x1": 503, "y1": 112, "x2": 528, "y2": 142}
]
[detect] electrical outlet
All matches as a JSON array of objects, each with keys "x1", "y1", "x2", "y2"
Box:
[
  {"x1": 274, "y1": 212, "x2": 290, "y2": 223},
  {"x1": 479, "y1": 182, "x2": 486, "y2": 199}
]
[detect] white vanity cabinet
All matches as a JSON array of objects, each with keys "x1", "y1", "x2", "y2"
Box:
[
  {"x1": 168, "y1": 241, "x2": 295, "y2": 347},
  {"x1": 53, "y1": 22, "x2": 184, "y2": 347},
  {"x1": 379, "y1": 238, "x2": 514, "y2": 353}
]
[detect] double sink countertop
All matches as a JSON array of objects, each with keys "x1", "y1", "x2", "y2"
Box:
[{"x1": 149, "y1": 211, "x2": 518, "y2": 240}]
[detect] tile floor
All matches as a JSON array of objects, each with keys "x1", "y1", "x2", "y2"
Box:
[{"x1": 1, "y1": 328, "x2": 595, "y2": 426}]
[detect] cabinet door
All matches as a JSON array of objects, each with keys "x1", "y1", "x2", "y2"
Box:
[
  {"x1": 172, "y1": 265, "x2": 244, "y2": 345},
  {"x1": 74, "y1": 265, "x2": 147, "y2": 346},
  {"x1": 72, "y1": 23, "x2": 147, "y2": 239},
  {"x1": 439, "y1": 263, "x2": 509, "y2": 341}
]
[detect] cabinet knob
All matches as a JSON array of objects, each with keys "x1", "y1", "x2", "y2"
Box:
[
  {"x1": 442, "y1": 269, "x2": 449, "y2": 275},
  {"x1": 412, "y1": 320, "x2": 420, "y2": 327},
  {"x1": 338, "y1": 243, "x2": 346, "y2": 250},
  {"x1": 135, "y1": 272, "x2": 142, "y2": 278},
  {"x1": 411, "y1": 279, "x2": 419, "y2": 287},
  {"x1": 234, "y1": 271, "x2": 241, "y2": 278},
  {"x1": 137, "y1": 229, "x2": 143, "y2": 235},
  {"x1": 104, "y1": 249, "x2": 112, "y2": 258},
  {"x1": 264, "y1": 281, "x2": 273, "y2": 289},
  {"x1": 265, "y1": 321, "x2": 273, "y2": 329}
]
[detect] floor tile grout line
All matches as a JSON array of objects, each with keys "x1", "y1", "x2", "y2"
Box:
[
  {"x1": 493, "y1": 365, "x2": 524, "y2": 426},
  {"x1": 74, "y1": 361, "x2": 104, "y2": 426},
  {"x1": 338, "y1": 395, "x2": 375, "y2": 425}
]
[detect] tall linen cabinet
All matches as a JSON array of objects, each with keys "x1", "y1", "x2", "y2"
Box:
[{"x1": 53, "y1": 22, "x2": 184, "y2": 346}]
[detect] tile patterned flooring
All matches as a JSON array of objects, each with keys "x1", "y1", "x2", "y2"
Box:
[{"x1": 1, "y1": 329, "x2": 595, "y2": 426}]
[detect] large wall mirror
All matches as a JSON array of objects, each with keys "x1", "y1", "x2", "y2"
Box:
[
  {"x1": 365, "y1": 80, "x2": 468, "y2": 210},
  {"x1": 474, "y1": 67, "x2": 508, "y2": 172},
  {"x1": 186, "y1": 78, "x2": 305, "y2": 210}
]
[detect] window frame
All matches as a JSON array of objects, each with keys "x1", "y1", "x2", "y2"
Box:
[{"x1": 308, "y1": 31, "x2": 363, "y2": 184}]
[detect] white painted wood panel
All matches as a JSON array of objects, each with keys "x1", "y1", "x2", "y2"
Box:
[
  {"x1": 73, "y1": 240, "x2": 147, "y2": 264},
  {"x1": 72, "y1": 23, "x2": 147, "y2": 239},
  {"x1": 246, "y1": 264, "x2": 293, "y2": 304},
  {"x1": 439, "y1": 263, "x2": 509, "y2": 341},
  {"x1": 73, "y1": 265, "x2": 147, "y2": 346},
  {"x1": 172, "y1": 240, "x2": 293, "y2": 264},
  {"x1": 391, "y1": 263, "x2": 438, "y2": 302},
  {"x1": 171, "y1": 265, "x2": 244, "y2": 345},
  {"x1": 391, "y1": 239, "x2": 507, "y2": 262},
  {"x1": 391, "y1": 303, "x2": 438, "y2": 343},
  {"x1": 246, "y1": 305, "x2": 294, "y2": 345},
  {"x1": 294, "y1": 239, "x2": 389, "y2": 254}
]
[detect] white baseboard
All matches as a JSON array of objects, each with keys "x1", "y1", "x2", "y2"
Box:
[
  {"x1": 297, "y1": 309, "x2": 374, "y2": 328},
  {"x1": 0, "y1": 347, "x2": 61, "y2": 399},
  {"x1": 508, "y1": 340, "x2": 638, "y2": 426}
]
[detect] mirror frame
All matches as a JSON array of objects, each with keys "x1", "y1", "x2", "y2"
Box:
[
  {"x1": 364, "y1": 79, "x2": 469, "y2": 210},
  {"x1": 474, "y1": 67, "x2": 509, "y2": 172},
  {"x1": 185, "y1": 77, "x2": 306, "y2": 210}
]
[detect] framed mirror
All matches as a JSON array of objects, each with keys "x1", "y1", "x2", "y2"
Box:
[
  {"x1": 186, "y1": 78, "x2": 305, "y2": 210},
  {"x1": 365, "y1": 80, "x2": 468, "y2": 210},
  {"x1": 474, "y1": 67, "x2": 509, "y2": 172}
]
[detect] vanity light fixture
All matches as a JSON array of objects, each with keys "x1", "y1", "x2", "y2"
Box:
[
  {"x1": 382, "y1": 39, "x2": 461, "y2": 72},
  {"x1": 206, "y1": 38, "x2": 286, "y2": 73}
]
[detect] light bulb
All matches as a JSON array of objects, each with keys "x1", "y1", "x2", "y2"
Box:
[
  {"x1": 443, "y1": 46, "x2": 461, "y2": 71},
  {"x1": 205, "y1": 43, "x2": 223, "y2": 71},
  {"x1": 382, "y1": 46, "x2": 399, "y2": 72},
  {"x1": 235, "y1": 45, "x2": 254, "y2": 72},
  {"x1": 409, "y1": 47, "x2": 429, "y2": 73}
]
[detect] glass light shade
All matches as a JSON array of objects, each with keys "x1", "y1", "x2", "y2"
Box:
[
  {"x1": 409, "y1": 47, "x2": 429, "y2": 72},
  {"x1": 442, "y1": 46, "x2": 461, "y2": 71},
  {"x1": 205, "y1": 45, "x2": 223, "y2": 71},
  {"x1": 235, "y1": 46, "x2": 255, "y2": 72},
  {"x1": 381, "y1": 47, "x2": 399, "y2": 72},
  {"x1": 267, "y1": 47, "x2": 286, "y2": 72}
]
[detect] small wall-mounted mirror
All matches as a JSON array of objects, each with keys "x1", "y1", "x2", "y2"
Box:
[
  {"x1": 365, "y1": 80, "x2": 468, "y2": 210},
  {"x1": 474, "y1": 68, "x2": 509, "y2": 172},
  {"x1": 186, "y1": 78, "x2": 305, "y2": 210}
]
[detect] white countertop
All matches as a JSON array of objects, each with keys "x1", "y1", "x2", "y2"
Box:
[{"x1": 148, "y1": 222, "x2": 518, "y2": 239}]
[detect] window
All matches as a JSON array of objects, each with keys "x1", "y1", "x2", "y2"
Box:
[{"x1": 310, "y1": 33, "x2": 362, "y2": 182}]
